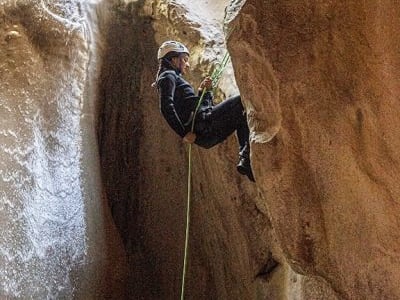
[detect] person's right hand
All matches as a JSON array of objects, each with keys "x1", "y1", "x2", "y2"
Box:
[
  {"x1": 199, "y1": 77, "x2": 213, "y2": 91},
  {"x1": 183, "y1": 132, "x2": 196, "y2": 144}
]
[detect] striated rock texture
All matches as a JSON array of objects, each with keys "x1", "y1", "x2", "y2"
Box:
[
  {"x1": 228, "y1": 1, "x2": 400, "y2": 299},
  {"x1": 0, "y1": 0, "x2": 126, "y2": 298}
]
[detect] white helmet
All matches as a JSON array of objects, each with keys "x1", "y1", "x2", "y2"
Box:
[{"x1": 157, "y1": 40, "x2": 190, "y2": 59}]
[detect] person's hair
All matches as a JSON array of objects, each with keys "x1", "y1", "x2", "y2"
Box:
[{"x1": 152, "y1": 51, "x2": 182, "y2": 88}]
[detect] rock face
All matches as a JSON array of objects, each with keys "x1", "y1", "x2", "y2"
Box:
[
  {"x1": 99, "y1": 0, "x2": 336, "y2": 299},
  {"x1": 98, "y1": 0, "x2": 276, "y2": 298},
  {"x1": 0, "y1": 1, "x2": 126, "y2": 298},
  {"x1": 228, "y1": 1, "x2": 400, "y2": 299},
  {"x1": 2, "y1": 0, "x2": 399, "y2": 299}
]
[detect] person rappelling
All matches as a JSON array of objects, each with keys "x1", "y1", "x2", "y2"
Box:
[{"x1": 153, "y1": 40, "x2": 255, "y2": 182}]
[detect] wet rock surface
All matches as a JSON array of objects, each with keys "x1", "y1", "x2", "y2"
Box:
[{"x1": 0, "y1": 1, "x2": 126, "y2": 298}]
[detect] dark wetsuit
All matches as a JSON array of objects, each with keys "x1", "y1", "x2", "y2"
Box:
[{"x1": 157, "y1": 68, "x2": 250, "y2": 158}]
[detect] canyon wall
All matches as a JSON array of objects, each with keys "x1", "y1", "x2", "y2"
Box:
[
  {"x1": 98, "y1": 0, "x2": 277, "y2": 298},
  {"x1": 98, "y1": 0, "x2": 336, "y2": 299},
  {"x1": 1, "y1": 0, "x2": 399, "y2": 299},
  {"x1": 0, "y1": 1, "x2": 126, "y2": 298},
  {"x1": 228, "y1": 1, "x2": 400, "y2": 299}
]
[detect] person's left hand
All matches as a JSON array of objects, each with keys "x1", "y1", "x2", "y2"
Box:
[
  {"x1": 199, "y1": 77, "x2": 213, "y2": 91},
  {"x1": 183, "y1": 132, "x2": 196, "y2": 144}
]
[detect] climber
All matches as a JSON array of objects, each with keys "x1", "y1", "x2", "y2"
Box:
[{"x1": 154, "y1": 40, "x2": 255, "y2": 182}]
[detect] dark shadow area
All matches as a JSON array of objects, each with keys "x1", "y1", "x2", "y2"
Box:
[
  {"x1": 96, "y1": 1, "x2": 159, "y2": 298},
  {"x1": 256, "y1": 253, "x2": 279, "y2": 280}
]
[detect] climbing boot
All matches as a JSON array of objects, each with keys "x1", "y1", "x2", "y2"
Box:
[{"x1": 237, "y1": 156, "x2": 255, "y2": 182}]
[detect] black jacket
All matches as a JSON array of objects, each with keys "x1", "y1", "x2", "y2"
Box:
[{"x1": 157, "y1": 69, "x2": 213, "y2": 137}]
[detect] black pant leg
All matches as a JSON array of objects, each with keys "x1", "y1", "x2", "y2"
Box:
[{"x1": 195, "y1": 95, "x2": 250, "y2": 157}]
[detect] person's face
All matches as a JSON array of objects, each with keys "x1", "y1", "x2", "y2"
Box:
[{"x1": 172, "y1": 53, "x2": 190, "y2": 75}]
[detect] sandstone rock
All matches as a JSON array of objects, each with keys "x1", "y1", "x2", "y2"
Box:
[
  {"x1": 3, "y1": 0, "x2": 397, "y2": 299},
  {"x1": 228, "y1": 1, "x2": 400, "y2": 299},
  {"x1": 98, "y1": 0, "x2": 336, "y2": 299},
  {"x1": 4, "y1": 30, "x2": 21, "y2": 41}
]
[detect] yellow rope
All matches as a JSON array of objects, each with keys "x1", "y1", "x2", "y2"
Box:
[
  {"x1": 180, "y1": 52, "x2": 230, "y2": 300},
  {"x1": 180, "y1": 88, "x2": 206, "y2": 300},
  {"x1": 180, "y1": 142, "x2": 192, "y2": 300}
]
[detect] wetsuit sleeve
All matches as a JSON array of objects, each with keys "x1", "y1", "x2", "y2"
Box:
[{"x1": 158, "y1": 73, "x2": 187, "y2": 137}]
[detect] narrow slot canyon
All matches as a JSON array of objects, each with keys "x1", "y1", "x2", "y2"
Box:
[{"x1": 1, "y1": 0, "x2": 400, "y2": 299}]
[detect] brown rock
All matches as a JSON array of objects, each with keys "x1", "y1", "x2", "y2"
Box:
[
  {"x1": 99, "y1": 0, "x2": 337, "y2": 299},
  {"x1": 5, "y1": 0, "x2": 397, "y2": 298},
  {"x1": 228, "y1": 1, "x2": 400, "y2": 299},
  {"x1": 4, "y1": 30, "x2": 21, "y2": 41}
]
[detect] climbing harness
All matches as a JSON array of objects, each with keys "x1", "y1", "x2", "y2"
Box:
[{"x1": 180, "y1": 51, "x2": 231, "y2": 300}]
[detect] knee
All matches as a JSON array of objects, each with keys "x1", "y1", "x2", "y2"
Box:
[
  {"x1": 225, "y1": 94, "x2": 242, "y2": 107},
  {"x1": 230, "y1": 95, "x2": 244, "y2": 111},
  {"x1": 230, "y1": 95, "x2": 241, "y2": 102}
]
